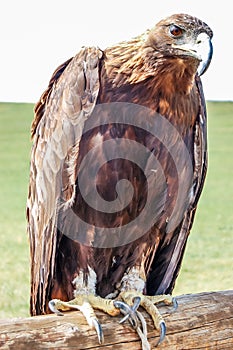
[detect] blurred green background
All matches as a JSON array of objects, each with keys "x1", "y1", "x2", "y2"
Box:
[{"x1": 0, "y1": 101, "x2": 232, "y2": 318}]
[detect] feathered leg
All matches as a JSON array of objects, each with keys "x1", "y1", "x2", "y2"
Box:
[
  {"x1": 49, "y1": 268, "x2": 120, "y2": 344},
  {"x1": 115, "y1": 267, "x2": 177, "y2": 349},
  {"x1": 49, "y1": 266, "x2": 176, "y2": 348}
]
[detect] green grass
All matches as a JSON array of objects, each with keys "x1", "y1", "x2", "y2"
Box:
[
  {"x1": 0, "y1": 101, "x2": 232, "y2": 318},
  {"x1": 0, "y1": 103, "x2": 32, "y2": 318},
  {"x1": 174, "y1": 101, "x2": 233, "y2": 295}
]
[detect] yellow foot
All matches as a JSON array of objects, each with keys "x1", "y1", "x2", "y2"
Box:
[
  {"x1": 116, "y1": 292, "x2": 177, "y2": 349},
  {"x1": 49, "y1": 294, "x2": 120, "y2": 344},
  {"x1": 49, "y1": 291, "x2": 177, "y2": 348}
]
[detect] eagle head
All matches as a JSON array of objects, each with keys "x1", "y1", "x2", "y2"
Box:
[{"x1": 147, "y1": 13, "x2": 213, "y2": 76}]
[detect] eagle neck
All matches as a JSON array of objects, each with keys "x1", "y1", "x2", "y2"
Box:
[{"x1": 100, "y1": 48, "x2": 199, "y2": 130}]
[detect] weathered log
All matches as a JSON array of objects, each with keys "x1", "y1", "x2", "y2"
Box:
[{"x1": 0, "y1": 290, "x2": 232, "y2": 349}]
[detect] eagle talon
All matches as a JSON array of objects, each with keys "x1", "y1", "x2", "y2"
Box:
[
  {"x1": 92, "y1": 318, "x2": 104, "y2": 344},
  {"x1": 119, "y1": 296, "x2": 141, "y2": 326},
  {"x1": 132, "y1": 296, "x2": 141, "y2": 311},
  {"x1": 48, "y1": 300, "x2": 64, "y2": 316},
  {"x1": 172, "y1": 297, "x2": 178, "y2": 312},
  {"x1": 157, "y1": 321, "x2": 166, "y2": 346},
  {"x1": 113, "y1": 300, "x2": 139, "y2": 329},
  {"x1": 122, "y1": 296, "x2": 142, "y2": 326}
]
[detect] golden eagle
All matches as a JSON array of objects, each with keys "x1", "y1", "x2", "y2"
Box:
[{"x1": 27, "y1": 13, "x2": 213, "y2": 347}]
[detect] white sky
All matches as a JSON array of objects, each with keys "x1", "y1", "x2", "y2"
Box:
[{"x1": 1, "y1": 0, "x2": 232, "y2": 102}]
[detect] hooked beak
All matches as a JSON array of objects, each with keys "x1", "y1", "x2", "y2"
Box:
[{"x1": 172, "y1": 32, "x2": 213, "y2": 76}]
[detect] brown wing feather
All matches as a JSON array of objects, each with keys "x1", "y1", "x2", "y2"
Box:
[
  {"x1": 146, "y1": 75, "x2": 208, "y2": 294},
  {"x1": 31, "y1": 57, "x2": 73, "y2": 138},
  {"x1": 27, "y1": 47, "x2": 102, "y2": 315}
]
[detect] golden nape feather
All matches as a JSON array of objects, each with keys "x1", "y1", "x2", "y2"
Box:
[{"x1": 27, "y1": 13, "x2": 213, "y2": 348}]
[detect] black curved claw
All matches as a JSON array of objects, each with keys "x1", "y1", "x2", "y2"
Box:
[
  {"x1": 172, "y1": 297, "x2": 178, "y2": 312},
  {"x1": 156, "y1": 321, "x2": 166, "y2": 347},
  {"x1": 113, "y1": 299, "x2": 140, "y2": 329},
  {"x1": 92, "y1": 318, "x2": 104, "y2": 344},
  {"x1": 132, "y1": 296, "x2": 141, "y2": 311},
  {"x1": 48, "y1": 300, "x2": 64, "y2": 316},
  {"x1": 118, "y1": 296, "x2": 141, "y2": 325}
]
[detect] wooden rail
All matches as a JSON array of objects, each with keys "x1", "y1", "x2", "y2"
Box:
[{"x1": 0, "y1": 290, "x2": 232, "y2": 349}]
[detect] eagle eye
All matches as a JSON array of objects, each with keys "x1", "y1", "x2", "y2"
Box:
[{"x1": 169, "y1": 25, "x2": 183, "y2": 37}]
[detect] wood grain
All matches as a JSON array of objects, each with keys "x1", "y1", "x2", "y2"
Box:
[{"x1": 0, "y1": 290, "x2": 232, "y2": 349}]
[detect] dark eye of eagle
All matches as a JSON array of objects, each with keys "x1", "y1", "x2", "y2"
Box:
[{"x1": 169, "y1": 24, "x2": 184, "y2": 38}]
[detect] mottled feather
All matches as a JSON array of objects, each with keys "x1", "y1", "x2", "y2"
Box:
[{"x1": 27, "y1": 47, "x2": 102, "y2": 314}]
